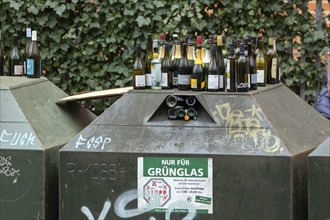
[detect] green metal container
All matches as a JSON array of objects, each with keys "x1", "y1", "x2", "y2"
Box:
[
  {"x1": 0, "y1": 76, "x2": 96, "y2": 220},
  {"x1": 308, "y1": 137, "x2": 330, "y2": 220},
  {"x1": 60, "y1": 84, "x2": 329, "y2": 220}
]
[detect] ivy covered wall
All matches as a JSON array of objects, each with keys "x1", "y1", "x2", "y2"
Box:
[{"x1": 1, "y1": 0, "x2": 329, "y2": 113}]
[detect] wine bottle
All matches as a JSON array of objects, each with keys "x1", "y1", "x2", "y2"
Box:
[
  {"x1": 248, "y1": 42, "x2": 257, "y2": 90},
  {"x1": 171, "y1": 33, "x2": 178, "y2": 60},
  {"x1": 207, "y1": 44, "x2": 219, "y2": 91},
  {"x1": 158, "y1": 33, "x2": 166, "y2": 61},
  {"x1": 166, "y1": 95, "x2": 184, "y2": 108},
  {"x1": 217, "y1": 35, "x2": 226, "y2": 91},
  {"x1": 256, "y1": 39, "x2": 266, "y2": 86},
  {"x1": 145, "y1": 34, "x2": 153, "y2": 88},
  {"x1": 161, "y1": 42, "x2": 173, "y2": 89},
  {"x1": 26, "y1": 31, "x2": 41, "y2": 78},
  {"x1": 266, "y1": 37, "x2": 277, "y2": 84},
  {"x1": 172, "y1": 40, "x2": 181, "y2": 88},
  {"x1": 177, "y1": 43, "x2": 190, "y2": 90},
  {"x1": 24, "y1": 28, "x2": 32, "y2": 76},
  {"x1": 151, "y1": 39, "x2": 161, "y2": 90},
  {"x1": 226, "y1": 46, "x2": 236, "y2": 92},
  {"x1": 187, "y1": 41, "x2": 195, "y2": 72},
  {"x1": 185, "y1": 96, "x2": 197, "y2": 106},
  {"x1": 274, "y1": 38, "x2": 281, "y2": 83},
  {"x1": 133, "y1": 42, "x2": 145, "y2": 89},
  {"x1": 202, "y1": 40, "x2": 211, "y2": 70},
  {"x1": 191, "y1": 36, "x2": 205, "y2": 91},
  {"x1": 236, "y1": 43, "x2": 249, "y2": 92},
  {"x1": 9, "y1": 34, "x2": 24, "y2": 76},
  {"x1": 0, "y1": 31, "x2": 4, "y2": 76}
]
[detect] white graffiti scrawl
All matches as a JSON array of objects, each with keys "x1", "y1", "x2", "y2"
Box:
[
  {"x1": 0, "y1": 156, "x2": 20, "y2": 181},
  {"x1": 81, "y1": 189, "x2": 197, "y2": 220}
]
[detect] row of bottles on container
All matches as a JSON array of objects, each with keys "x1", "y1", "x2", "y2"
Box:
[
  {"x1": 0, "y1": 28, "x2": 41, "y2": 78},
  {"x1": 133, "y1": 33, "x2": 281, "y2": 92}
]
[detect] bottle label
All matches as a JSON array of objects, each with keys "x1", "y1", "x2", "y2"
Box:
[
  {"x1": 226, "y1": 76, "x2": 231, "y2": 90},
  {"x1": 225, "y1": 59, "x2": 230, "y2": 75},
  {"x1": 135, "y1": 75, "x2": 146, "y2": 87},
  {"x1": 145, "y1": 73, "x2": 152, "y2": 86},
  {"x1": 251, "y1": 73, "x2": 258, "y2": 84},
  {"x1": 26, "y1": 59, "x2": 34, "y2": 76},
  {"x1": 161, "y1": 72, "x2": 168, "y2": 87},
  {"x1": 271, "y1": 58, "x2": 277, "y2": 78},
  {"x1": 248, "y1": 73, "x2": 250, "y2": 88},
  {"x1": 178, "y1": 74, "x2": 191, "y2": 85},
  {"x1": 14, "y1": 65, "x2": 24, "y2": 76},
  {"x1": 219, "y1": 75, "x2": 224, "y2": 89},
  {"x1": 257, "y1": 69, "x2": 264, "y2": 83},
  {"x1": 191, "y1": 78, "x2": 197, "y2": 89},
  {"x1": 151, "y1": 63, "x2": 162, "y2": 86},
  {"x1": 208, "y1": 75, "x2": 219, "y2": 89},
  {"x1": 201, "y1": 80, "x2": 205, "y2": 89},
  {"x1": 237, "y1": 82, "x2": 249, "y2": 89}
]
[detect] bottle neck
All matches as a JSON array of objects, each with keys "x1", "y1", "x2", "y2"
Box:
[
  {"x1": 195, "y1": 45, "x2": 203, "y2": 64},
  {"x1": 174, "y1": 44, "x2": 181, "y2": 59},
  {"x1": 187, "y1": 45, "x2": 195, "y2": 60}
]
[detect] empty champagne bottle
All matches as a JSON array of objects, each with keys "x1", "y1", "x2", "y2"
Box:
[{"x1": 191, "y1": 36, "x2": 205, "y2": 91}]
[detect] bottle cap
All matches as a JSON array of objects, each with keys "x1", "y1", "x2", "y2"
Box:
[
  {"x1": 196, "y1": 36, "x2": 202, "y2": 45},
  {"x1": 160, "y1": 34, "x2": 166, "y2": 41},
  {"x1": 136, "y1": 42, "x2": 141, "y2": 47},
  {"x1": 184, "y1": 115, "x2": 190, "y2": 121}
]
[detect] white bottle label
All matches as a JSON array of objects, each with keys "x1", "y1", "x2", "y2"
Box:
[
  {"x1": 178, "y1": 74, "x2": 191, "y2": 85},
  {"x1": 207, "y1": 75, "x2": 219, "y2": 89},
  {"x1": 225, "y1": 59, "x2": 229, "y2": 74},
  {"x1": 219, "y1": 75, "x2": 224, "y2": 89},
  {"x1": 251, "y1": 73, "x2": 258, "y2": 84},
  {"x1": 161, "y1": 72, "x2": 168, "y2": 87},
  {"x1": 271, "y1": 58, "x2": 277, "y2": 78},
  {"x1": 14, "y1": 65, "x2": 24, "y2": 76},
  {"x1": 151, "y1": 63, "x2": 161, "y2": 86},
  {"x1": 248, "y1": 73, "x2": 250, "y2": 88},
  {"x1": 145, "y1": 73, "x2": 152, "y2": 86},
  {"x1": 227, "y1": 77, "x2": 231, "y2": 90},
  {"x1": 135, "y1": 75, "x2": 146, "y2": 87},
  {"x1": 257, "y1": 69, "x2": 265, "y2": 83},
  {"x1": 26, "y1": 59, "x2": 34, "y2": 76}
]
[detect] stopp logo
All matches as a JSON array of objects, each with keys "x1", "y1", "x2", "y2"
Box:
[{"x1": 143, "y1": 178, "x2": 171, "y2": 207}]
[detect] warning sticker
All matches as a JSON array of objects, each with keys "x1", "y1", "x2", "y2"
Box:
[{"x1": 138, "y1": 157, "x2": 213, "y2": 214}]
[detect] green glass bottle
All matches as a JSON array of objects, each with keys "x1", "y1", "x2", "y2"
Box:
[
  {"x1": 217, "y1": 35, "x2": 226, "y2": 91},
  {"x1": 133, "y1": 42, "x2": 145, "y2": 89},
  {"x1": 172, "y1": 40, "x2": 182, "y2": 88},
  {"x1": 236, "y1": 43, "x2": 249, "y2": 92},
  {"x1": 9, "y1": 34, "x2": 24, "y2": 76},
  {"x1": 0, "y1": 31, "x2": 4, "y2": 76},
  {"x1": 161, "y1": 42, "x2": 173, "y2": 89},
  {"x1": 207, "y1": 44, "x2": 219, "y2": 92},
  {"x1": 248, "y1": 42, "x2": 257, "y2": 90},
  {"x1": 26, "y1": 31, "x2": 41, "y2": 78},
  {"x1": 177, "y1": 43, "x2": 190, "y2": 90},
  {"x1": 144, "y1": 34, "x2": 153, "y2": 88},
  {"x1": 226, "y1": 46, "x2": 236, "y2": 92},
  {"x1": 256, "y1": 39, "x2": 266, "y2": 86},
  {"x1": 191, "y1": 36, "x2": 205, "y2": 91},
  {"x1": 266, "y1": 37, "x2": 277, "y2": 84},
  {"x1": 151, "y1": 40, "x2": 161, "y2": 90}
]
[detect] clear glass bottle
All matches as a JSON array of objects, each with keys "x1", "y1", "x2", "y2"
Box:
[{"x1": 133, "y1": 42, "x2": 145, "y2": 89}]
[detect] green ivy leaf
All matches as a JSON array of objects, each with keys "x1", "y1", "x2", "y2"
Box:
[
  {"x1": 27, "y1": 5, "x2": 39, "y2": 14},
  {"x1": 55, "y1": 4, "x2": 66, "y2": 16}
]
